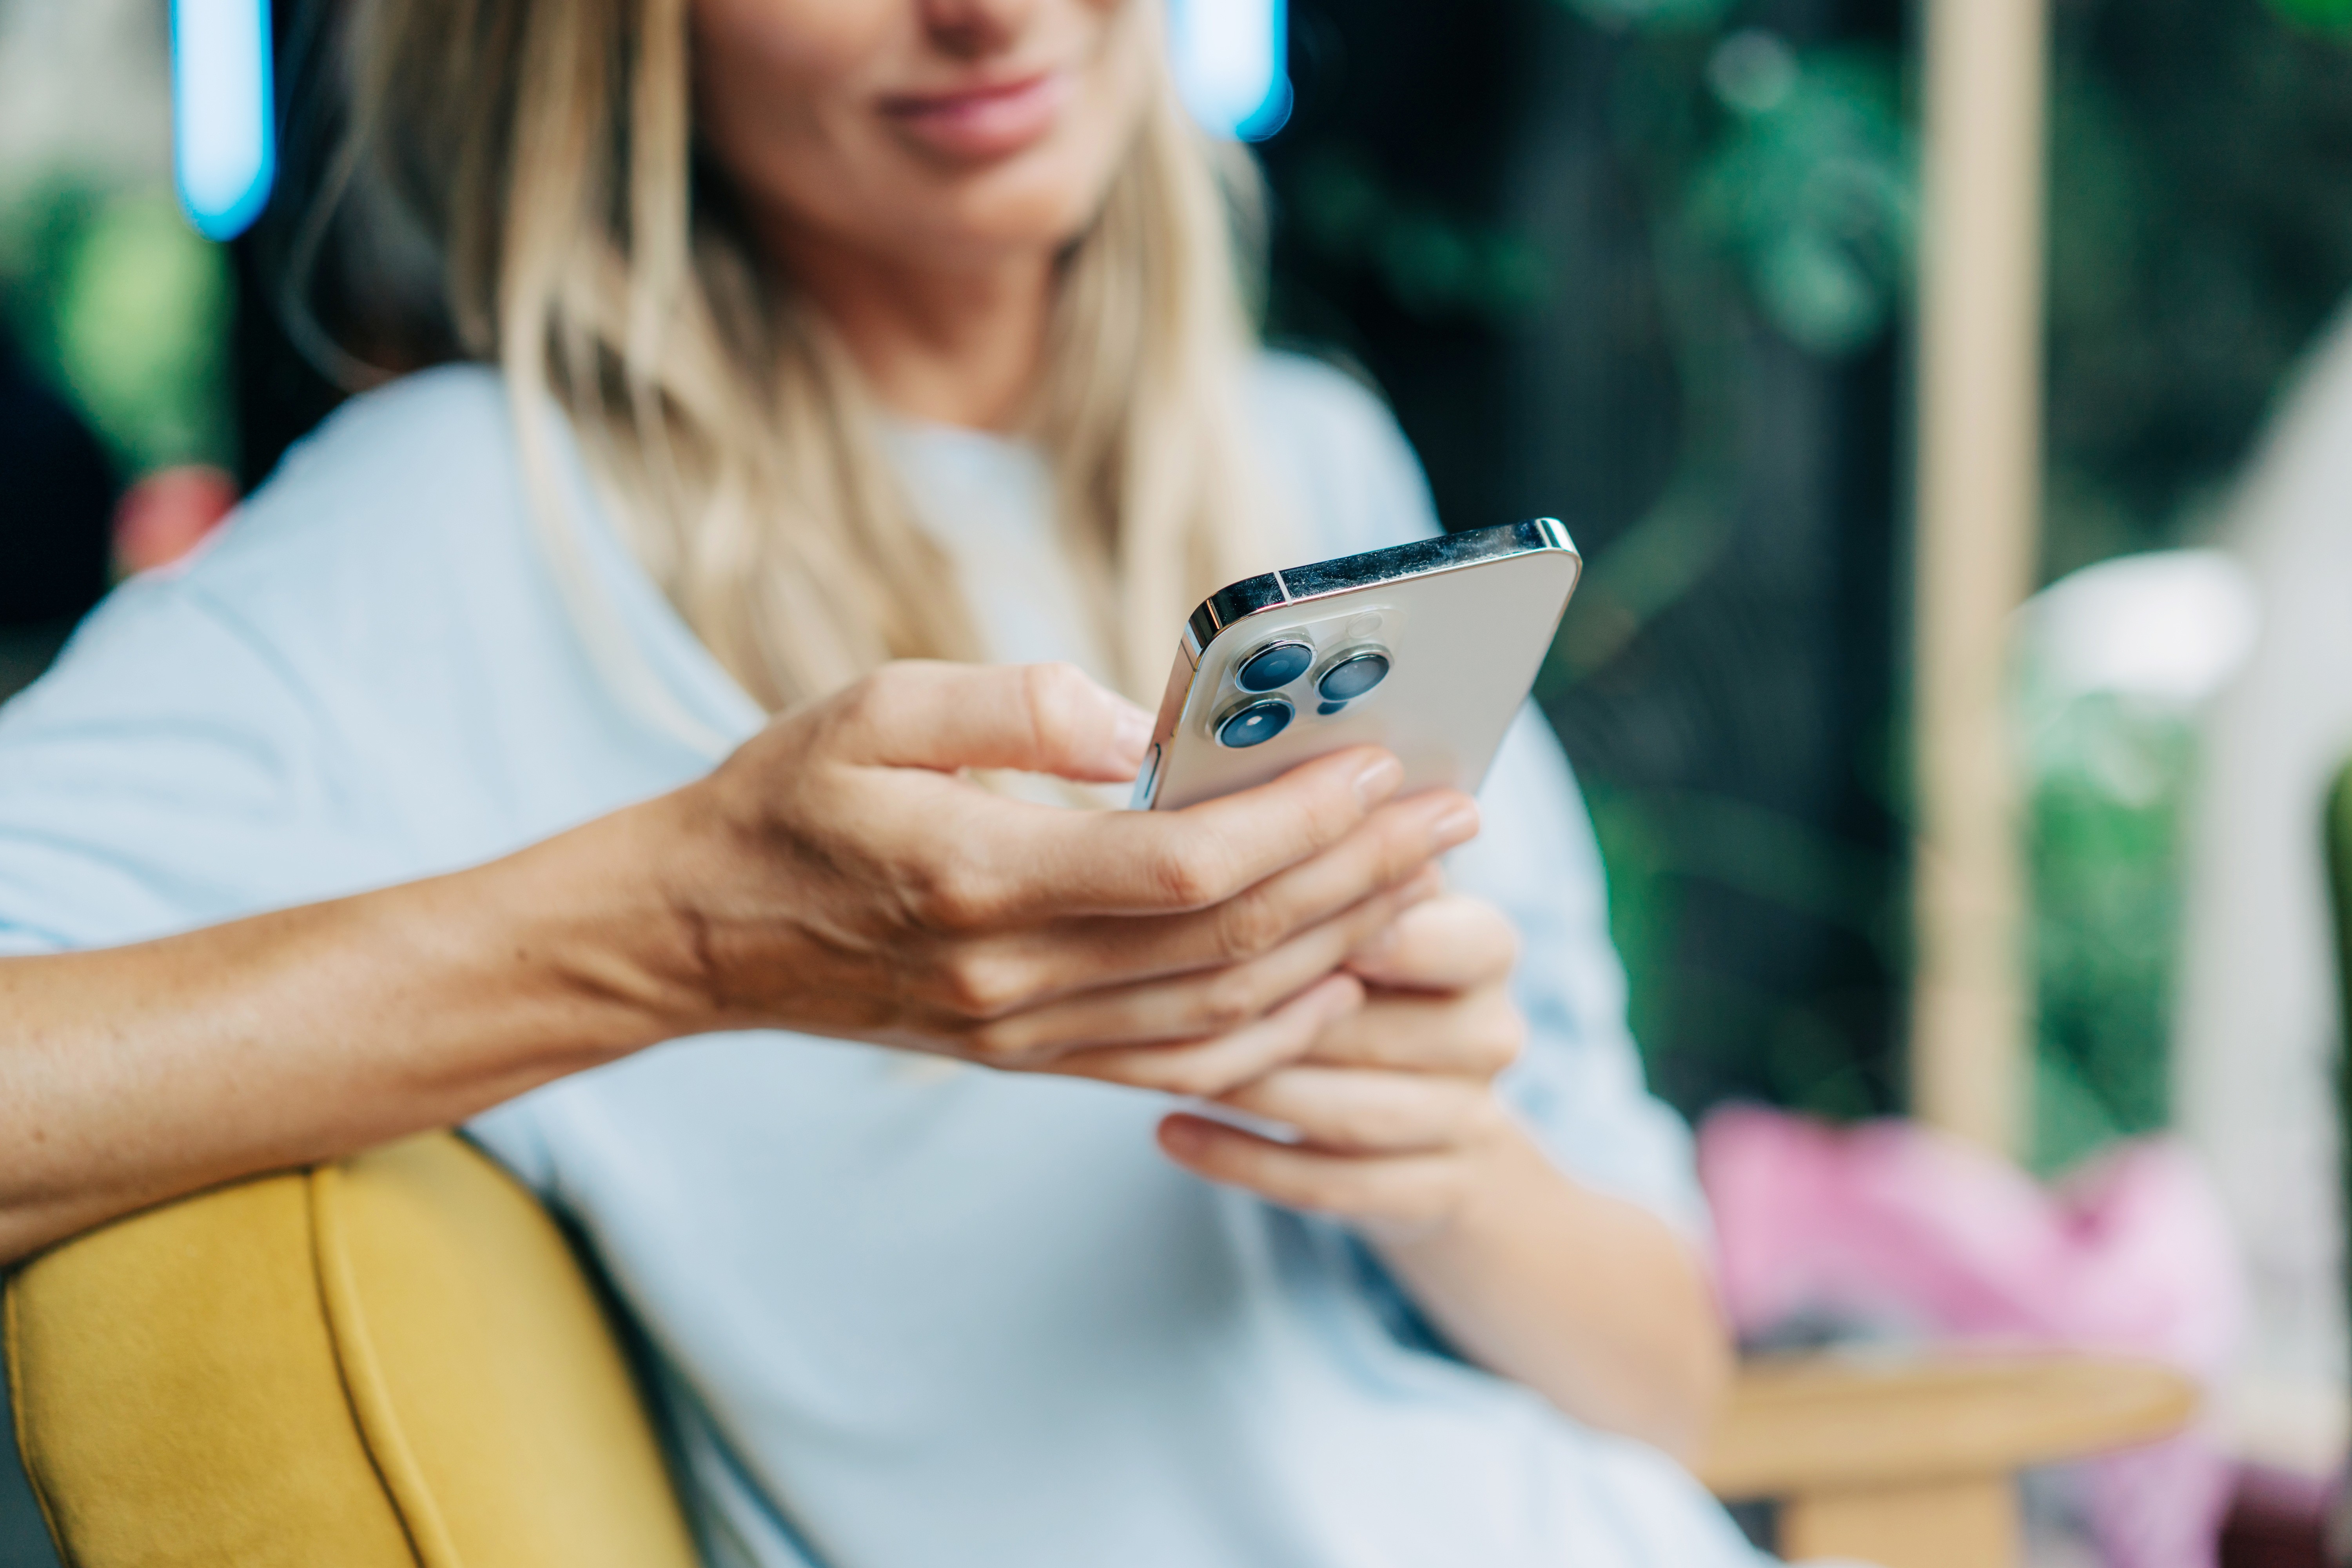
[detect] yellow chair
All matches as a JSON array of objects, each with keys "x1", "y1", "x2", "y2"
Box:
[
  {"x1": 5, "y1": 1135, "x2": 697, "y2": 1568},
  {"x1": 7, "y1": 1132, "x2": 2193, "y2": 1568}
]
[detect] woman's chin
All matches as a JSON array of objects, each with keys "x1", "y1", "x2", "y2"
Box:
[{"x1": 916, "y1": 168, "x2": 1117, "y2": 261}]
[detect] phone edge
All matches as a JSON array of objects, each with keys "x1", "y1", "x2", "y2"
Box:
[{"x1": 1180, "y1": 517, "x2": 1579, "y2": 666}]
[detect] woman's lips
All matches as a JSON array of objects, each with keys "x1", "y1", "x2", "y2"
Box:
[{"x1": 878, "y1": 71, "x2": 1071, "y2": 162}]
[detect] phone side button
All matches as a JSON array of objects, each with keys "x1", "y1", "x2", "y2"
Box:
[{"x1": 1129, "y1": 742, "x2": 1164, "y2": 811}]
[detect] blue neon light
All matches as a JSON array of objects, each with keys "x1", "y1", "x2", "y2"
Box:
[
  {"x1": 1169, "y1": 0, "x2": 1293, "y2": 143},
  {"x1": 172, "y1": 0, "x2": 276, "y2": 241}
]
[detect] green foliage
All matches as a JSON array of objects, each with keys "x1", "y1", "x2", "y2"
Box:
[
  {"x1": 1587, "y1": 779, "x2": 1900, "y2": 1120},
  {"x1": 2042, "y1": 0, "x2": 2352, "y2": 578},
  {"x1": 1682, "y1": 44, "x2": 1913, "y2": 357},
  {"x1": 1286, "y1": 148, "x2": 1554, "y2": 325},
  {"x1": 1271, "y1": 0, "x2": 2352, "y2": 1146},
  {"x1": 0, "y1": 181, "x2": 232, "y2": 477},
  {"x1": 2018, "y1": 0, "x2": 2352, "y2": 1167},
  {"x1": 2023, "y1": 693, "x2": 2193, "y2": 1175},
  {"x1": 2265, "y1": 0, "x2": 2352, "y2": 35},
  {"x1": 1593, "y1": 20, "x2": 1914, "y2": 365},
  {"x1": 1557, "y1": 0, "x2": 1735, "y2": 37}
]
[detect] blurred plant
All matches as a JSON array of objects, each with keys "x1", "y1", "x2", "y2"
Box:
[
  {"x1": 1286, "y1": 148, "x2": 1553, "y2": 325},
  {"x1": 1557, "y1": 0, "x2": 1733, "y2": 35},
  {"x1": 2014, "y1": 551, "x2": 2259, "y2": 1174},
  {"x1": 0, "y1": 181, "x2": 232, "y2": 478},
  {"x1": 2042, "y1": 0, "x2": 2352, "y2": 580},
  {"x1": 2263, "y1": 0, "x2": 2352, "y2": 35},
  {"x1": 1266, "y1": 0, "x2": 2348, "y2": 1141},
  {"x1": 1682, "y1": 38, "x2": 1913, "y2": 357},
  {"x1": 1549, "y1": 24, "x2": 1910, "y2": 686},
  {"x1": 1588, "y1": 779, "x2": 1898, "y2": 1116},
  {"x1": 2020, "y1": 0, "x2": 2352, "y2": 1169},
  {"x1": 2025, "y1": 695, "x2": 2191, "y2": 1175}
]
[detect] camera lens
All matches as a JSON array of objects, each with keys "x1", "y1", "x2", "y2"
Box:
[
  {"x1": 1216, "y1": 697, "x2": 1294, "y2": 749},
  {"x1": 1317, "y1": 650, "x2": 1390, "y2": 703},
  {"x1": 1236, "y1": 641, "x2": 1313, "y2": 693}
]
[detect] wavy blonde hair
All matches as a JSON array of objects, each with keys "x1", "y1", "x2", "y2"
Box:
[{"x1": 321, "y1": 0, "x2": 1279, "y2": 720}]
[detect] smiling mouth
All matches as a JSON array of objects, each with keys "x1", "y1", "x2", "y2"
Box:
[{"x1": 877, "y1": 70, "x2": 1073, "y2": 161}]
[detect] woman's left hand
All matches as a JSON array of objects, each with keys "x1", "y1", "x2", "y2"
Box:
[
  {"x1": 1157, "y1": 886, "x2": 1733, "y2": 1459},
  {"x1": 1155, "y1": 889, "x2": 1530, "y2": 1242}
]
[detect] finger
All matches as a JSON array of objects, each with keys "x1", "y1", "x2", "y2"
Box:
[
  {"x1": 1304, "y1": 985, "x2": 1525, "y2": 1077},
  {"x1": 1157, "y1": 1115, "x2": 1470, "y2": 1229},
  {"x1": 952, "y1": 792, "x2": 1477, "y2": 1007},
  {"x1": 1211, "y1": 1066, "x2": 1508, "y2": 1155},
  {"x1": 959, "y1": 872, "x2": 1437, "y2": 1063},
  {"x1": 1347, "y1": 893, "x2": 1520, "y2": 993},
  {"x1": 985, "y1": 756, "x2": 1461, "y2": 922},
  {"x1": 829, "y1": 661, "x2": 1152, "y2": 782},
  {"x1": 1044, "y1": 974, "x2": 1364, "y2": 1099}
]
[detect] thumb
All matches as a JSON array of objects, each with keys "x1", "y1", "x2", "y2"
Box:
[{"x1": 831, "y1": 661, "x2": 1153, "y2": 782}]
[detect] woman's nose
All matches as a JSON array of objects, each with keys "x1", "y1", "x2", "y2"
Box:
[{"x1": 917, "y1": 0, "x2": 1045, "y2": 60}]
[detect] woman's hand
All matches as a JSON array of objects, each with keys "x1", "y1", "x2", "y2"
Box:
[
  {"x1": 633, "y1": 660, "x2": 1479, "y2": 1096},
  {"x1": 1152, "y1": 891, "x2": 1525, "y2": 1239},
  {"x1": 0, "y1": 659, "x2": 1472, "y2": 1263},
  {"x1": 1154, "y1": 889, "x2": 1733, "y2": 1460}
]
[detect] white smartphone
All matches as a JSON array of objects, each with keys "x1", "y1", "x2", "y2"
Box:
[{"x1": 1131, "y1": 519, "x2": 1583, "y2": 812}]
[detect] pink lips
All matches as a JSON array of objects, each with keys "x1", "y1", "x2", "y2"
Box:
[{"x1": 878, "y1": 70, "x2": 1072, "y2": 162}]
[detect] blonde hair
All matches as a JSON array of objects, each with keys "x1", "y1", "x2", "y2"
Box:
[{"x1": 320, "y1": 0, "x2": 1282, "y2": 720}]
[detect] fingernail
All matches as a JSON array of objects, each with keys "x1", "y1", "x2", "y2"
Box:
[
  {"x1": 1160, "y1": 1118, "x2": 1206, "y2": 1156},
  {"x1": 1352, "y1": 754, "x2": 1404, "y2": 809},
  {"x1": 1111, "y1": 706, "x2": 1153, "y2": 765},
  {"x1": 1430, "y1": 802, "x2": 1480, "y2": 850}
]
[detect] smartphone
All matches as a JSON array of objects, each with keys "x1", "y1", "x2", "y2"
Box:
[{"x1": 1131, "y1": 519, "x2": 1583, "y2": 812}]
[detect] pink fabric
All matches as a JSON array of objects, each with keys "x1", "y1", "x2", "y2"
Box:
[{"x1": 1699, "y1": 1106, "x2": 2247, "y2": 1568}]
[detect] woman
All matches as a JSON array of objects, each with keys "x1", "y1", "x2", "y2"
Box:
[{"x1": 0, "y1": 0, "x2": 1756, "y2": 1563}]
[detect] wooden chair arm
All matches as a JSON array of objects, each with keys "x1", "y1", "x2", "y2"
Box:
[
  {"x1": 1695, "y1": 1352, "x2": 2198, "y2": 1568},
  {"x1": 1698, "y1": 1351, "x2": 2200, "y2": 1500}
]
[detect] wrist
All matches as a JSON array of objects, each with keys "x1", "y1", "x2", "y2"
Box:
[
  {"x1": 1361, "y1": 1103, "x2": 1539, "y2": 1254},
  {"x1": 479, "y1": 791, "x2": 732, "y2": 1053}
]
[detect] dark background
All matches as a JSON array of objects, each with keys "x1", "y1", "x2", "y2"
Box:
[{"x1": 1261, "y1": 0, "x2": 1913, "y2": 1122}]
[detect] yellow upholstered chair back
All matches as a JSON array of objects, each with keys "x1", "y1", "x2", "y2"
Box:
[{"x1": 4, "y1": 1133, "x2": 699, "y2": 1568}]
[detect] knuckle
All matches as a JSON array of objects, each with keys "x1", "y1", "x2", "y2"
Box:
[
  {"x1": 1196, "y1": 967, "x2": 1270, "y2": 1034},
  {"x1": 1156, "y1": 1055, "x2": 1234, "y2": 1100},
  {"x1": 1149, "y1": 845, "x2": 1221, "y2": 909},
  {"x1": 1211, "y1": 893, "x2": 1288, "y2": 962},
  {"x1": 1019, "y1": 662, "x2": 1092, "y2": 759},
  {"x1": 960, "y1": 1017, "x2": 1033, "y2": 1065},
  {"x1": 835, "y1": 666, "x2": 903, "y2": 729},
  {"x1": 936, "y1": 950, "x2": 1031, "y2": 1018},
  {"x1": 1376, "y1": 815, "x2": 1439, "y2": 881},
  {"x1": 911, "y1": 860, "x2": 1006, "y2": 933}
]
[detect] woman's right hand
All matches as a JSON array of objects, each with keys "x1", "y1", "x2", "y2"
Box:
[
  {"x1": 636, "y1": 661, "x2": 1479, "y2": 1097},
  {"x1": 0, "y1": 659, "x2": 1468, "y2": 1262}
]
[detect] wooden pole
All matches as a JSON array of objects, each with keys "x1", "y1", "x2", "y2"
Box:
[{"x1": 1910, "y1": 0, "x2": 2051, "y2": 1151}]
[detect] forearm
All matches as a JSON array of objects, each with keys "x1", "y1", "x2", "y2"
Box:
[
  {"x1": 0, "y1": 802, "x2": 698, "y2": 1264},
  {"x1": 1372, "y1": 1125, "x2": 1732, "y2": 1461}
]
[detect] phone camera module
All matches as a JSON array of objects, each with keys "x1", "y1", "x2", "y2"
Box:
[
  {"x1": 1316, "y1": 650, "x2": 1390, "y2": 704},
  {"x1": 1216, "y1": 697, "x2": 1294, "y2": 749},
  {"x1": 1236, "y1": 641, "x2": 1314, "y2": 693}
]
